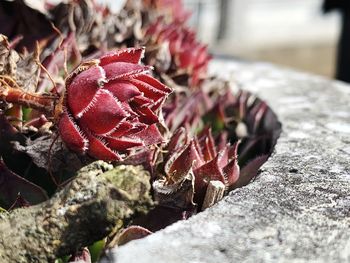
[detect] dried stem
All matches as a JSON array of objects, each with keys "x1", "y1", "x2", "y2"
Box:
[
  {"x1": 0, "y1": 75, "x2": 57, "y2": 114},
  {"x1": 202, "y1": 180, "x2": 225, "y2": 210}
]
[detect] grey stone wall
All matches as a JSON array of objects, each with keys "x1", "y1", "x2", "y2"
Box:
[{"x1": 103, "y1": 61, "x2": 350, "y2": 263}]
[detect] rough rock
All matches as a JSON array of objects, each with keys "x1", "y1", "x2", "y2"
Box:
[{"x1": 103, "y1": 60, "x2": 350, "y2": 263}]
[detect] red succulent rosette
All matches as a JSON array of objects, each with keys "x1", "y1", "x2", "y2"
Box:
[
  {"x1": 145, "y1": 17, "x2": 211, "y2": 87},
  {"x1": 153, "y1": 127, "x2": 240, "y2": 209},
  {"x1": 58, "y1": 47, "x2": 172, "y2": 161}
]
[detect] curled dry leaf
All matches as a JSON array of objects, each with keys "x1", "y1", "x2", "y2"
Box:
[
  {"x1": 109, "y1": 225, "x2": 152, "y2": 248},
  {"x1": 50, "y1": 0, "x2": 144, "y2": 54},
  {"x1": 0, "y1": 35, "x2": 40, "y2": 93},
  {"x1": 51, "y1": 0, "x2": 96, "y2": 36},
  {"x1": 0, "y1": 35, "x2": 19, "y2": 77}
]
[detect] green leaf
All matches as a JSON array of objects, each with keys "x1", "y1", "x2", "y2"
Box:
[
  {"x1": 22, "y1": 107, "x2": 32, "y2": 121},
  {"x1": 89, "y1": 239, "x2": 105, "y2": 263}
]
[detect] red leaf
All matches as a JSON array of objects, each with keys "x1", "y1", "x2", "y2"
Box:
[
  {"x1": 85, "y1": 132, "x2": 121, "y2": 161},
  {"x1": 79, "y1": 90, "x2": 128, "y2": 135},
  {"x1": 58, "y1": 112, "x2": 88, "y2": 154},
  {"x1": 103, "y1": 62, "x2": 150, "y2": 81},
  {"x1": 67, "y1": 65, "x2": 104, "y2": 118},
  {"x1": 100, "y1": 47, "x2": 145, "y2": 66},
  {"x1": 103, "y1": 80, "x2": 141, "y2": 102},
  {"x1": 106, "y1": 137, "x2": 143, "y2": 152}
]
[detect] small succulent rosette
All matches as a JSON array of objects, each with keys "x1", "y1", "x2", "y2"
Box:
[
  {"x1": 153, "y1": 127, "x2": 240, "y2": 210},
  {"x1": 145, "y1": 17, "x2": 211, "y2": 87}
]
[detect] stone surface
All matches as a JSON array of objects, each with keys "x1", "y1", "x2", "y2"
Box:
[{"x1": 103, "y1": 61, "x2": 350, "y2": 263}]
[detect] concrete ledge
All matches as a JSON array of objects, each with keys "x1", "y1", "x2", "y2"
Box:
[{"x1": 105, "y1": 61, "x2": 350, "y2": 263}]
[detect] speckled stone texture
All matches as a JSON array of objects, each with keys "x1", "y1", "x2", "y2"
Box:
[{"x1": 103, "y1": 60, "x2": 350, "y2": 263}]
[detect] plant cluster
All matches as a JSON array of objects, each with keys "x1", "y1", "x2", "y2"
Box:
[{"x1": 0, "y1": 0, "x2": 281, "y2": 261}]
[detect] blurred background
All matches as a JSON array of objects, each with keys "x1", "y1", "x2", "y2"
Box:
[
  {"x1": 101, "y1": 0, "x2": 341, "y2": 78},
  {"x1": 185, "y1": 0, "x2": 339, "y2": 78}
]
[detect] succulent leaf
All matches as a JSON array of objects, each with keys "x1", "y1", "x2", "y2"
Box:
[{"x1": 154, "y1": 128, "x2": 240, "y2": 209}]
